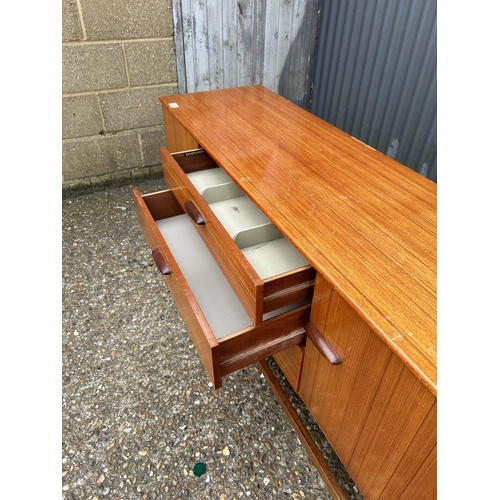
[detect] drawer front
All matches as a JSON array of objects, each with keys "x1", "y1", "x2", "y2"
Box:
[
  {"x1": 161, "y1": 147, "x2": 263, "y2": 323},
  {"x1": 160, "y1": 146, "x2": 315, "y2": 325},
  {"x1": 133, "y1": 188, "x2": 310, "y2": 389}
]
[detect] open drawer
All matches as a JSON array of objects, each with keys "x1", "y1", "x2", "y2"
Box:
[
  {"x1": 133, "y1": 188, "x2": 310, "y2": 389},
  {"x1": 160, "y1": 146, "x2": 316, "y2": 325}
]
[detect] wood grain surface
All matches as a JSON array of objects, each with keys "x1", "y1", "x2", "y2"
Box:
[
  {"x1": 299, "y1": 274, "x2": 436, "y2": 498},
  {"x1": 159, "y1": 85, "x2": 437, "y2": 394}
]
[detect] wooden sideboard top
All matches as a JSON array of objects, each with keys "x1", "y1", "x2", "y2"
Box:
[{"x1": 159, "y1": 85, "x2": 437, "y2": 395}]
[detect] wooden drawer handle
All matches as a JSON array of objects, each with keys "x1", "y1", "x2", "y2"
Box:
[
  {"x1": 305, "y1": 321, "x2": 342, "y2": 364},
  {"x1": 185, "y1": 200, "x2": 205, "y2": 225},
  {"x1": 152, "y1": 248, "x2": 171, "y2": 275}
]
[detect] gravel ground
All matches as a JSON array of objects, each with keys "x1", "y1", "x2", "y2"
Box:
[{"x1": 62, "y1": 177, "x2": 363, "y2": 500}]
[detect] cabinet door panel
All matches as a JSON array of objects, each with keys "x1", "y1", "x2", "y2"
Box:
[
  {"x1": 299, "y1": 274, "x2": 436, "y2": 499},
  {"x1": 379, "y1": 402, "x2": 437, "y2": 499}
]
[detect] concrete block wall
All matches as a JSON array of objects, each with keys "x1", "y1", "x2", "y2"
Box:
[{"x1": 62, "y1": 0, "x2": 178, "y2": 192}]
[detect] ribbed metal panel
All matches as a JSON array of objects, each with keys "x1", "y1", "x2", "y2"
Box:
[{"x1": 311, "y1": 0, "x2": 437, "y2": 181}]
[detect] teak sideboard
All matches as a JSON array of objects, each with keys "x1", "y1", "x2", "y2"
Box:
[{"x1": 133, "y1": 85, "x2": 437, "y2": 499}]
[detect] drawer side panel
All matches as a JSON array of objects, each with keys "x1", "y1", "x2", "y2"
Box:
[
  {"x1": 133, "y1": 188, "x2": 222, "y2": 388},
  {"x1": 161, "y1": 146, "x2": 265, "y2": 324},
  {"x1": 162, "y1": 269, "x2": 222, "y2": 388}
]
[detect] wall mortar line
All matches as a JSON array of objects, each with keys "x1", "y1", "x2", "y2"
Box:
[
  {"x1": 75, "y1": 0, "x2": 87, "y2": 40},
  {"x1": 95, "y1": 92, "x2": 106, "y2": 135},
  {"x1": 121, "y1": 42, "x2": 131, "y2": 88},
  {"x1": 62, "y1": 125, "x2": 165, "y2": 143},
  {"x1": 62, "y1": 82, "x2": 178, "y2": 98},
  {"x1": 62, "y1": 36, "x2": 174, "y2": 46},
  {"x1": 137, "y1": 133, "x2": 145, "y2": 166}
]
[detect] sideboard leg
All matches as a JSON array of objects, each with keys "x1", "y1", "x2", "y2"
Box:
[{"x1": 257, "y1": 359, "x2": 349, "y2": 500}]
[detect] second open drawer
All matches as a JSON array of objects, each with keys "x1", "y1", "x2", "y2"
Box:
[
  {"x1": 160, "y1": 146, "x2": 316, "y2": 325},
  {"x1": 133, "y1": 187, "x2": 311, "y2": 388}
]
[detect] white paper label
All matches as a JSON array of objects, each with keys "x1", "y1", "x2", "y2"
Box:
[{"x1": 168, "y1": 102, "x2": 179, "y2": 108}]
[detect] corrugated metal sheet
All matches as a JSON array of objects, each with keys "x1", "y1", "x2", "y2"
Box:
[
  {"x1": 311, "y1": 0, "x2": 437, "y2": 181},
  {"x1": 172, "y1": 0, "x2": 321, "y2": 106}
]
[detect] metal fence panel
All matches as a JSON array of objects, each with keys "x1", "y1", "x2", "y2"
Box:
[{"x1": 311, "y1": 0, "x2": 437, "y2": 181}]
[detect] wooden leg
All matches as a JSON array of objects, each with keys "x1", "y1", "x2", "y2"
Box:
[{"x1": 257, "y1": 359, "x2": 348, "y2": 500}]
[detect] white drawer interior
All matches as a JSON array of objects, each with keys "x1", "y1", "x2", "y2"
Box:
[
  {"x1": 157, "y1": 214, "x2": 308, "y2": 338},
  {"x1": 241, "y1": 237, "x2": 310, "y2": 279},
  {"x1": 188, "y1": 168, "x2": 244, "y2": 204},
  {"x1": 209, "y1": 196, "x2": 274, "y2": 243},
  {"x1": 157, "y1": 214, "x2": 253, "y2": 339},
  {"x1": 186, "y1": 167, "x2": 311, "y2": 279}
]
